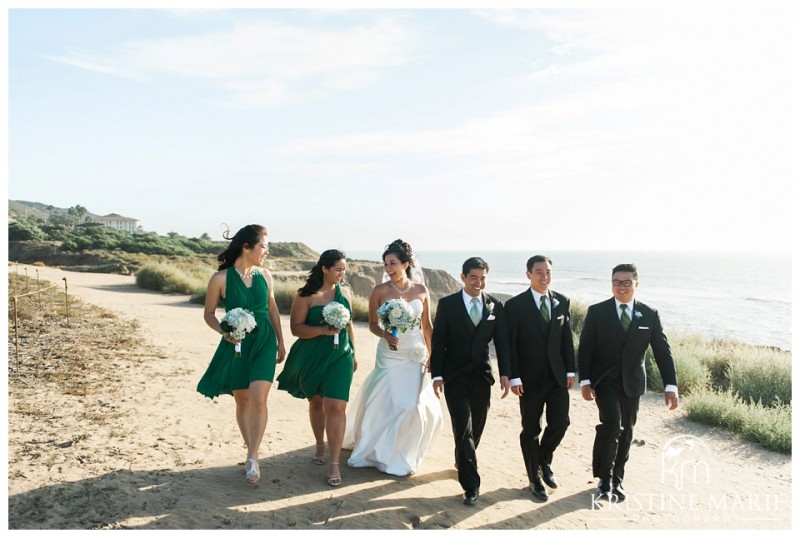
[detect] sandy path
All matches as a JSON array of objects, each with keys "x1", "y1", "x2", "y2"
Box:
[{"x1": 6, "y1": 265, "x2": 792, "y2": 530}]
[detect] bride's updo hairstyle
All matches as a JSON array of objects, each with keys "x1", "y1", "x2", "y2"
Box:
[
  {"x1": 382, "y1": 239, "x2": 415, "y2": 279},
  {"x1": 298, "y1": 249, "x2": 347, "y2": 297},
  {"x1": 217, "y1": 224, "x2": 266, "y2": 271}
]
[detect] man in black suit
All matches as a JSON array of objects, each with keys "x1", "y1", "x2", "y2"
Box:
[
  {"x1": 579, "y1": 263, "x2": 679, "y2": 501},
  {"x1": 431, "y1": 257, "x2": 511, "y2": 506},
  {"x1": 506, "y1": 255, "x2": 575, "y2": 501}
]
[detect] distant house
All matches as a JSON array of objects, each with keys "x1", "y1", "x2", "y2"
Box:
[{"x1": 89, "y1": 213, "x2": 139, "y2": 233}]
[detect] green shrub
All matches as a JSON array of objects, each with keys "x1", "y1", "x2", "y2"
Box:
[
  {"x1": 646, "y1": 332, "x2": 710, "y2": 395},
  {"x1": 186, "y1": 265, "x2": 216, "y2": 305},
  {"x1": 700, "y1": 349, "x2": 732, "y2": 390},
  {"x1": 350, "y1": 294, "x2": 370, "y2": 323},
  {"x1": 269, "y1": 278, "x2": 302, "y2": 314},
  {"x1": 269, "y1": 278, "x2": 370, "y2": 321},
  {"x1": 739, "y1": 400, "x2": 792, "y2": 453},
  {"x1": 727, "y1": 348, "x2": 791, "y2": 407},
  {"x1": 135, "y1": 263, "x2": 206, "y2": 295},
  {"x1": 189, "y1": 289, "x2": 207, "y2": 305},
  {"x1": 568, "y1": 299, "x2": 588, "y2": 336},
  {"x1": 569, "y1": 299, "x2": 588, "y2": 352},
  {"x1": 9, "y1": 218, "x2": 47, "y2": 241},
  {"x1": 186, "y1": 264, "x2": 214, "y2": 284},
  {"x1": 685, "y1": 389, "x2": 747, "y2": 431},
  {"x1": 685, "y1": 389, "x2": 791, "y2": 453}
]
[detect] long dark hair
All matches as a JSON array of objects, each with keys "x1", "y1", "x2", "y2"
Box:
[
  {"x1": 217, "y1": 224, "x2": 266, "y2": 270},
  {"x1": 298, "y1": 249, "x2": 347, "y2": 297},
  {"x1": 382, "y1": 239, "x2": 415, "y2": 279}
]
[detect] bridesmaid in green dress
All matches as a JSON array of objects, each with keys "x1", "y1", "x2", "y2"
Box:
[
  {"x1": 276, "y1": 249, "x2": 357, "y2": 487},
  {"x1": 197, "y1": 224, "x2": 286, "y2": 484}
]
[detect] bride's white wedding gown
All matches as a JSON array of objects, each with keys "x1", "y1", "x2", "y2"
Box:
[{"x1": 343, "y1": 299, "x2": 444, "y2": 476}]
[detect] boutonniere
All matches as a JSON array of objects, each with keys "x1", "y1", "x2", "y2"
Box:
[
  {"x1": 552, "y1": 297, "x2": 560, "y2": 309},
  {"x1": 485, "y1": 300, "x2": 496, "y2": 320},
  {"x1": 634, "y1": 311, "x2": 643, "y2": 319}
]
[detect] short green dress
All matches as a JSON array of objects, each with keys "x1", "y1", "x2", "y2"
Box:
[
  {"x1": 197, "y1": 267, "x2": 278, "y2": 398},
  {"x1": 276, "y1": 284, "x2": 354, "y2": 401}
]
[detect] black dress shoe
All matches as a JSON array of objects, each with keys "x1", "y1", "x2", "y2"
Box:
[
  {"x1": 540, "y1": 464, "x2": 558, "y2": 489},
  {"x1": 611, "y1": 483, "x2": 627, "y2": 501},
  {"x1": 463, "y1": 489, "x2": 479, "y2": 506},
  {"x1": 597, "y1": 479, "x2": 612, "y2": 497},
  {"x1": 530, "y1": 479, "x2": 549, "y2": 501}
]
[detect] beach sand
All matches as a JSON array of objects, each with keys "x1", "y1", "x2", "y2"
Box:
[{"x1": 6, "y1": 265, "x2": 792, "y2": 531}]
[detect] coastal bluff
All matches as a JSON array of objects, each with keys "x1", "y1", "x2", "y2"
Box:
[
  {"x1": 8, "y1": 240, "x2": 462, "y2": 301},
  {"x1": 341, "y1": 260, "x2": 461, "y2": 302}
]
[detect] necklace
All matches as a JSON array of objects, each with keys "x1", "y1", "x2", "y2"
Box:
[
  {"x1": 388, "y1": 280, "x2": 413, "y2": 294},
  {"x1": 234, "y1": 266, "x2": 257, "y2": 280}
]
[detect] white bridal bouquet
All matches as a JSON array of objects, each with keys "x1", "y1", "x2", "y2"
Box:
[
  {"x1": 377, "y1": 298, "x2": 420, "y2": 351},
  {"x1": 220, "y1": 308, "x2": 259, "y2": 357},
  {"x1": 322, "y1": 302, "x2": 351, "y2": 349}
]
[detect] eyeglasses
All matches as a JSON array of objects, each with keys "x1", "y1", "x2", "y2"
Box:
[{"x1": 612, "y1": 279, "x2": 634, "y2": 288}]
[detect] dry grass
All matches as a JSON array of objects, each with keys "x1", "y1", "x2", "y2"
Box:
[
  {"x1": 9, "y1": 274, "x2": 152, "y2": 392},
  {"x1": 8, "y1": 273, "x2": 166, "y2": 428}
]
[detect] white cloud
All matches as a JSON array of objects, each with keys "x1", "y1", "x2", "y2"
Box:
[
  {"x1": 45, "y1": 16, "x2": 417, "y2": 107},
  {"x1": 42, "y1": 51, "x2": 144, "y2": 81}
]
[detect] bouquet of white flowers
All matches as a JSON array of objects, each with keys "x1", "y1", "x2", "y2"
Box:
[
  {"x1": 377, "y1": 298, "x2": 420, "y2": 351},
  {"x1": 220, "y1": 308, "x2": 259, "y2": 357},
  {"x1": 322, "y1": 301, "x2": 351, "y2": 349}
]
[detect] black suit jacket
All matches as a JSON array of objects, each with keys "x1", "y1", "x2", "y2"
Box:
[
  {"x1": 578, "y1": 297, "x2": 677, "y2": 397},
  {"x1": 430, "y1": 291, "x2": 511, "y2": 385},
  {"x1": 506, "y1": 289, "x2": 575, "y2": 390}
]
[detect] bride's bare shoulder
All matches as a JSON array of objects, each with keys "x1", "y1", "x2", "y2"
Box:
[{"x1": 372, "y1": 282, "x2": 391, "y2": 293}]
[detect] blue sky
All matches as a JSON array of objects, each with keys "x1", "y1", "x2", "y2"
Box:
[{"x1": 5, "y1": 1, "x2": 794, "y2": 254}]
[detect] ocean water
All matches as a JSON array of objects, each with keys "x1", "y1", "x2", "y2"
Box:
[{"x1": 348, "y1": 250, "x2": 792, "y2": 351}]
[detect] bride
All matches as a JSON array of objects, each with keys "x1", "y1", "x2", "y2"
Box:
[{"x1": 343, "y1": 239, "x2": 443, "y2": 476}]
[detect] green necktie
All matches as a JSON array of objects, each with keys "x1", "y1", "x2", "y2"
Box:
[
  {"x1": 620, "y1": 303, "x2": 631, "y2": 331},
  {"x1": 469, "y1": 297, "x2": 481, "y2": 326},
  {"x1": 540, "y1": 295, "x2": 550, "y2": 322}
]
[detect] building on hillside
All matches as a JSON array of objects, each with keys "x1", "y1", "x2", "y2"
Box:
[{"x1": 89, "y1": 213, "x2": 139, "y2": 233}]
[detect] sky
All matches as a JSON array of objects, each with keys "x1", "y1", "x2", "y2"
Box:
[{"x1": 4, "y1": 0, "x2": 796, "y2": 254}]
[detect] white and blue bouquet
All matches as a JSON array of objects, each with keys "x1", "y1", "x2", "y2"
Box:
[
  {"x1": 220, "y1": 308, "x2": 259, "y2": 357},
  {"x1": 322, "y1": 302, "x2": 351, "y2": 349},
  {"x1": 377, "y1": 298, "x2": 420, "y2": 351}
]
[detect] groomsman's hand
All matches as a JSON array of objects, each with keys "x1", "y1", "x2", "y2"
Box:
[
  {"x1": 581, "y1": 385, "x2": 596, "y2": 401},
  {"x1": 566, "y1": 377, "x2": 575, "y2": 389},
  {"x1": 499, "y1": 376, "x2": 510, "y2": 399},
  {"x1": 665, "y1": 391, "x2": 679, "y2": 410},
  {"x1": 433, "y1": 379, "x2": 444, "y2": 399},
  {"x1": 511, "y1": 384, "x2": 524, "y2": 396}
]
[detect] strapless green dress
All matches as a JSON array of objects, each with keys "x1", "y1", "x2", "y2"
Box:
[
  {"x1": 197, "y1": 267, "x2": 278, "y2": 398},
  {"x1": 276, "y1": 284, "x2": 354, "y2": 401}
]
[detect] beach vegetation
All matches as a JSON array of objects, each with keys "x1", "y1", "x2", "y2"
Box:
[
  {"x1": 135, "y1": 263, "x2": 209, "y2": 295},
  {"x1": 568, "y1": 298, "x2": 588, "y2": 349},
  {"x1": 568, "y1": 301, "x2": 791, "y2": 453},
  {"x1": 8, "y1": 273, "x2": 160, "y2": 403},
  {"x1": 8, "y1": 216, "x2": 48, "y2": 241},
  {"x1": 684, "y1": 389, "x2": 791, "y2": 453}
]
